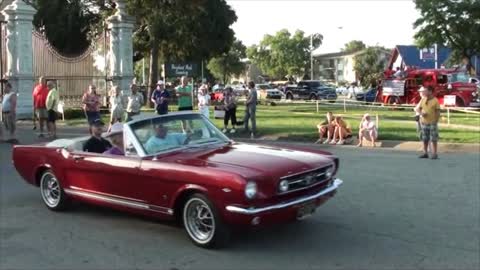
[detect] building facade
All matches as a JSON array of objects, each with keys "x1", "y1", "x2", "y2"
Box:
[{"x1": 314, "y1": 48, "x2": 391, "y2": 85}]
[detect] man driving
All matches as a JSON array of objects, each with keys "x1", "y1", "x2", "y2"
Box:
[{"x1": 144, "y1": 123, "x2": 188, "y2": 154}]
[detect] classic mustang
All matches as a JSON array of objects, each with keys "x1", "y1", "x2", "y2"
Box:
[{"x1": 12, "y1": 112, "x2": 343, "y2": 248}]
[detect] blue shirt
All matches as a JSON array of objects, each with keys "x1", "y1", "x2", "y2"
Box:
[
  {"x1": 144, "y1": 133, "x2": 187, "y2": 154},
  {"x1": 152, "y1": 89, "x2": 170, "y2": 114}
]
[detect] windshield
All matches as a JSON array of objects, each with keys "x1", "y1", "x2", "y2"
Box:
[
  {"x1": 308, "y1": 81, "x2": 326, "y2": 88},
  {"x1": 129, "y1": 114, "x2": 230, "y2": 156},
  {"x1": 448, "y1": 73, "x2": 470, "y2": 83}
]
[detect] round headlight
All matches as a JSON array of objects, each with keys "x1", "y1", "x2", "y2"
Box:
[
  {"x1": 279, "y1": 180, "x2": 289, "y2": 193},
  {"x1": 245, "y1": 181, "x2": 257, "y2": 199},
  {"x1": 326, "y1": 164, "x2": 335, "y2": 178}
]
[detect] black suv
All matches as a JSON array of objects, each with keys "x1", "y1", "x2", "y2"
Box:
[{"x1": 285, "y1": 80, "x2": 337, "y2": 101}]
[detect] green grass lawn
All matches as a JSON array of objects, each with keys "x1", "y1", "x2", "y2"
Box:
[{"x1": 63, "y1": 102, "x2": 480, "y2": 143}]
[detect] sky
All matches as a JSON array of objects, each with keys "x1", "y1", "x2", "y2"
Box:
[{"x1": 227, "y1": 0, "x2": 420, "y2": 54}]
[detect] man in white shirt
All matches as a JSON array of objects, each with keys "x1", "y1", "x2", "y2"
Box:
[{"x1": 126, "y1": 84, "x2": 144, "y2": 121}]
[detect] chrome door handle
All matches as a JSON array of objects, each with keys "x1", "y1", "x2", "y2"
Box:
[{"x1": 72, "y1": 155, "x2": 84, "y2": 161}]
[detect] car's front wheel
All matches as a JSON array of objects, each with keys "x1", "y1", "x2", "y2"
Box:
[
  {"x1": 183, "y1": 194, "x2": 230, "y2": 248},
  {"x1": 40, "y1": 170, "x2": 69, "y2": 211}
]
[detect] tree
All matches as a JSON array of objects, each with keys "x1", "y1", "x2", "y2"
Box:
[
  {"x1": 342, "y1": 40, "x2": 366, "y2": 53},
  {"x1": 246, "y1": 29, "x2": 322, "y2": 79},
  {"x1": 413, "y1": 0, "x2": 480, "y2": 75},
  {"x1": 353, "y1": 47, "x2": 386, "y2": 87},
  {"x1": 127, "y1": 0, "x2": 237, "y2": 105},
  {"x1": 31, "y1": 0, "x2": 113, "y2": 55},
  {"x1": 207, "y1": 39, "x2": 246, "y2": 83}
]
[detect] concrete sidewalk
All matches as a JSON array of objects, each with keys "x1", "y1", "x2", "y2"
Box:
[{"x1": 7, "y1": 122, "x2": 480, "y2": 154}]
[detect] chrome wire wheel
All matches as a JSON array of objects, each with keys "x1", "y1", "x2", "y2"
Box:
[
  {"x1": 40, "y1": 172, "x2": 61, "y2": 208},
  {"x1": 183, "y1": 198, "x2": 215, "y2": 245}
]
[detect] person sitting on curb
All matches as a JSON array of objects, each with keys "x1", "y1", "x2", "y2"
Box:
[
  {"x1": 315, "y1": 111, "x2": 335, "y2": 144},
  {"x1": 103, "y1": 122, "x2": 124, "y2": 156},
  {"x1": 329, "y1": 116, "x2": 351, "y2": 145},
  {"x1": 357, "y1": 113, "x2": 378, "y2": 147}
]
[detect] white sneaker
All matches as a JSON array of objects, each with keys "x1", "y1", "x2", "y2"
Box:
[
  {"x1": 337, "y1": 140, "x2": 345, "y2": 145},
  {"x1": 323, "y1": 140, "x2": 330, "y2": 145},
  {"x1": 250, "y1": 133, "x2": 255, "y2": 139},
  {"x1": 329, "y1": 140, "x2": 336, "y2": 145},
  {"x1": 222, "y1": 129, "x2": 228, "y2": 133},
  {"x1": 230, "y1": 129, "x2": 236, "y2": 134}
]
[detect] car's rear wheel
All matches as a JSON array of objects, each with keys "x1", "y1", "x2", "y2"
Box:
[
  {"x1": 183, "y1": 194, "x2": 230, "y2": 248},
  {"x1": 40, "y1": 170, "x2": 69, "y2": 211},
  {"x1": 309, "y1": 94, "x2": 318, "y2": 101},
  {"x1": 286, "y1": 93, "x2": 293, "y2": 100}
]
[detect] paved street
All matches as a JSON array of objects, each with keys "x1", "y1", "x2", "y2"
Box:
[{"x1": 1, "y1": 126, "x2": 479, "y2": 270}]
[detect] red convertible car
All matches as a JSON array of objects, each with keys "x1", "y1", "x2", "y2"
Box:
[{"x1": 13, "y1": 112, "x2": 343, "y2": 248}]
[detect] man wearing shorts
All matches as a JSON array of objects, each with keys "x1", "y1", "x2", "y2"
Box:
[
  {"x1": 46, "y1": 81, "x2": 59, "y2": 139},
  {"x1": 416, "y1": 86, "x2": 440, "y2": 159},
  {"x1": 33, "y1": 77, "x2": 49, "y2": 137}
]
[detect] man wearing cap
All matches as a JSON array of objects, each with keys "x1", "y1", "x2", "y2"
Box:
[
  {"x1": 176, "y1": 76, "x2": 193, "y2": 111},
  {"x1": 416, "y1": 86, "x2": 440, "y2": 159},
  {"x1": 103, "y1": 122, "x2": 124, "y2": 155},
  {"x1": 83, "y1": 119, "x2": 112, "y2": 153},
  {"x1": 151, "y1": 80, "x2": 170, "y2": 115}
]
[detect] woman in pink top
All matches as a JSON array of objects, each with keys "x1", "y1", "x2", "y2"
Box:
[{"x1": 357, "y1": 113, "x2": 378, "y2": 147}]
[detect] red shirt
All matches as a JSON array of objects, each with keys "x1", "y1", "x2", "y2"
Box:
[{"x1": 33, "y1": 84, "x2": 49, "y2": 109}]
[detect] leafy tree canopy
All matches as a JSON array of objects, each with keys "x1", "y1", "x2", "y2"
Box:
[
  {"x1": 413, "y1": 0, "x2": 480, "y2": 74},
  {"x1": 353, "y1": 47, "x2": 387, "y2": 87},
  {"x1": 246, "y1": 29, "x2": 322, "y2": 79},
  {"x1": 207, "y1": 38, "x2": 246, "y2": 83},
  {"x1": 342, "y1": 40, "x2": 366, "y2": 53},
  {"x1": 31, "y1": 0, "x2": 114, "y2": 55}
]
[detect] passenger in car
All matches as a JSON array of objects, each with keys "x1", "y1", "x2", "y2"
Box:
[
  {"x1": 103, "y1": 123, "x2": 124, "y2": 155},
  {"x1": 144, "y1": 123, "x2": 187, "y2": 154},
  {"x1": 83, "y1": 119, "x2": 112, "y2": 153}
]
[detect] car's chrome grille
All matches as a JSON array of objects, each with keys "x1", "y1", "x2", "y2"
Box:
[{"x1": 279, "y1": 166, "x2": 332, "y2": 194}]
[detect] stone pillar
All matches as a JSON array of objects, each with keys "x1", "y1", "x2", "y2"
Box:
[
  {"x1": 107, "y1": 0, "x2": 135, "y2": 95},
  {"x1": 2, "y1": 0, "x2": 35, "y2": 118}
]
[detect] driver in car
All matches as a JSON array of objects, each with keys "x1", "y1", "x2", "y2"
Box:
[{"x1": 144, "y1": 123, "x2": 189, "y2": 154}]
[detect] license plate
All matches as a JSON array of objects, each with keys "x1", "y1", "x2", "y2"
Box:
[{"x1": 297, "y1": 201, "x2": 316, "y2": 220}]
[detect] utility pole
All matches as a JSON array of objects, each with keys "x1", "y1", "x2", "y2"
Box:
[
  {"x1": 434, "y1": 43, "x2": 438, "y2": 69},
  {"x1": 310, "y1": 34, "x2": 314, "y2": 80}
]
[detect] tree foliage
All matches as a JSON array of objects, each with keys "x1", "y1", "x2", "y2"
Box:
[
  {"x1": 342, "y1": 40, "x2": 366, "y2": 53},
  {"x1": 246, "y1": 29, "x2": 322, "y2": 79},
  {"x1": 353, "y1": 47, "x2": 386, "y2": 87},
  {"x1": 127, "y1": 0, "x2": 237, "y2": 105},
  {"x1": 207, "y1": 38, "x2": 246, "y2": 83},
  {"x1": 413, "y1": 0, "x2": 480, "y2": 74},
  {"x1": 31, "y1": 0, "x2": 114, "y2": 55}
]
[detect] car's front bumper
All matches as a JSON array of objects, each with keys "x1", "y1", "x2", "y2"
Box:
[{"x1": 223, "y1": 179, "x2": 342, "y2": 226}]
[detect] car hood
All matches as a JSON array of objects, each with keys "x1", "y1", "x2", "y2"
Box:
[{"x1": 159, "y1": 143, "x2": 335, "y2": 180}]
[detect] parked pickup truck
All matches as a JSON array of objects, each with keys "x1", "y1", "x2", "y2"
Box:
[{"x1": 285, "y1": 80, "x2": 337, "y2": 101}]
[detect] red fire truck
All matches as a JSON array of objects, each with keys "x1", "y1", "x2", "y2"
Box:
[{"x1": 379, "y1": 68, "x2": 479, "y2": 107}]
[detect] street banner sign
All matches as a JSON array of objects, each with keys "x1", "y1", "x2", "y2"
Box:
[
  {"x1": 444, "y1": 95, "x2": 456, "y2": 106},
  {"x1": 420, "y1": 47, "x2": 436, "y2": 61},
  {"x1": 382, "y1": 79, "x2": 405, "y2": 96},
  {"x1": 165, "y1": 63, "x2": 199, "y2": 78}
]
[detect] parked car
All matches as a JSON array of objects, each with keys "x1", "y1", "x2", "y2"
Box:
[
  {"x1": 285, "y1": 80, "x2": 337, "y2": 101},
  {"x1": 255, "y1": 84, "x2": 284, "y2": 100},
  {"x1": 12, "y1": 112, "x2": 343, "y2": 248},
  {"x1": 355, "y1": 88, "x2": 378, "y2": 102}
]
